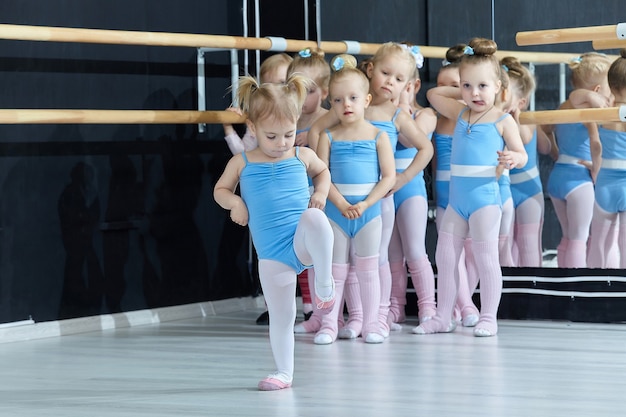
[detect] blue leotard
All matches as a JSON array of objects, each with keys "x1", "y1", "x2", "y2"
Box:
[
  {"x1": 510, "y1": 130, "x2": 543, "y2": 208},
  {"x1": 325, "y1": 130, "x2": 383, "y2": 237},
  {"x1": 448, "y1": 109, "x2": 508, "y2": 220},
  {"x1": 433, "y1": 132, "x2": 452, "y2": 209},
  {"x1": 393, "y1": 133, "x2": 431, "y2": 211},
  {"x1": 547, "y1": 123, "x2": 592, "y2": 200},
  {"x1": 595, "y1": 127, "x2": 626, "y2": 213},
  {"x1": 369, "y1": 108, "x2": 402, "y2": 150},
  {"x1": 239, "y1": 147, "x2": 310, "y2": 273}
]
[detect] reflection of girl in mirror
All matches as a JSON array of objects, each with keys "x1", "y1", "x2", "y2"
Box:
[
  {"x1": 501, "y1": 57, "x2": 552, "y2": 267},
  {"x1": 545, "y1": 53, "x2": 610, "y2": 268},
  {"x1": 577, "y1": 49, "x2": 626, "y2": 268}
]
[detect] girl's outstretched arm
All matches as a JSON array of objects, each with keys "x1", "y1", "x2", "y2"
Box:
[
  {"x1": 389, "y1": 110, "x2": 433, "y2": 193},
  {"x1": 307, "y1": 111, "x2": 340, "y2": 153},
  {"x1": 214, "y1": 155, "x2": 249, "y2": 226},
  {"x1": 316, "y1": 131, "x2": 351, "y2": 214},
  {"x1": 498, "y1": 115, "x2": 528, "y2": 169}
]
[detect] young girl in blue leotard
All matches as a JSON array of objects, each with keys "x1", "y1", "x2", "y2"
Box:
[
  {"x1": 307, "y1": 44, "x2": 433, "y2": 339},
  {"x1": 415, "y1": 38, "x2": 527, "y2": 337},
  {"x1": 501, "y1": 56, "x2": 552, "y2": 267},
  {"x1": 214, "y1": 74, "x2": 335, "y2": 390},
  {"x1": 315, "y1": 56, "x2": 396, "y2": 344}
]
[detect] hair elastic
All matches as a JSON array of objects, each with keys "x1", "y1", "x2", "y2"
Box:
[
  {"x1": 463, "y1": 45, "x2": 474, "y2": 56},
  {"x1": 299, "y1": 48, "x2": 312, "y2": 58}
]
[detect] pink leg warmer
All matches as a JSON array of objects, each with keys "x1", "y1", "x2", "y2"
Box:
[
  {"x1": 415, "y1": 232, "x2": 464, "y2": 334},
  {"x1": 341, "y1": 265, "x2": 363, "y2": 337},
  {"x1": 407, "y1": 256, "x2": 436, "y2": 321},
  {"x1": 471, "y1": 239, "x2": 502, "y2": 336},
  {"x1": 389, "y1": 260, "x2": 408, "y2": 323},
  {"x1": 355, "y1": 255, "x2": 383, "y2": 339}
]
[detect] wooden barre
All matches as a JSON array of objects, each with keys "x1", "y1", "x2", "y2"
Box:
[
  {"x1": 516, "y1": 23, "x2": 626, "y2": 46},
  {"x1": 592, "y1": 39, "x2": 626, "y2": 51},
  {"x1": 519, "y1": 106, "x2": 626, "y2": 125},
  {"x1": 0, "y1": 110, "x2": 246, "y2": 124},
  {"x1": 0, "y1": 23, "x2": 589, "y2": 64},
  {"x1": 0, "y1": 108, "x2": 624, "y2": 125}
]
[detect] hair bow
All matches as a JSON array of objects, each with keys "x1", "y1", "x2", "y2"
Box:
[
  {"x1": 299, "y1": 48, "x2": 312, "y2": 58},
  {"x1": 441, "y1": 59, "x2": 451, "y2": 67},
  {"x1": 570, "y1": 56, "x2": 582, "y2": 63},
  {"x1": 399, "y1": 44, "x2": 425, "y2": 69},
  {"x1": 332, "y1": 56, "x2": 345, "y2": 72},
  {"x1": 463, "y1": 45, "x2": 474, "y2": 56},
  {"x1": 501, "y1": 64, "x2": 509, "y2": 72}
]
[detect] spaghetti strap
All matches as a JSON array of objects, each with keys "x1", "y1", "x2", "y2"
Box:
[
  {"x1": 295, "y1": 146, "x2": 300, "y2": 156},
  {"x1": 391, "y1": 108, "x2": 402, "y2": 122},
  {"x1": 458, "y1": 107, "x2": 469, "y2": 121},
  {"x1": 325, "y1": 129, "x2": 334, "y2": 143},
  {"x1": 241, "y1": 152, "x2": 249, "y2": 164},
  {"x1": 495, "y1": 113, "x2": 511, "y2": 123},
  {"x1": 373, "y1": 130, "x2": 383, "y2": 141}
]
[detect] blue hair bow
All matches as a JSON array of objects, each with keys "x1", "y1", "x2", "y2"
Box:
[
  {"x1": 299, "y1": 48, "x2": 312, "y2": 58},
  {"x1": 463, "y1": 45, "x2": 474, "y2": 56},
  {"x1": 332, "y1": 56, "x2": 345, "y2": 72}
]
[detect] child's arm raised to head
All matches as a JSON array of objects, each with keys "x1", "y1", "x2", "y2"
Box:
[
  {"x1": 390, "y1": 110, "x2": 434, "y2": 193},
  {"x1": 298, "y1": 146, "x2": 331, "y2": 209},
  {"x1": 426, "y1": 85, "x2": 466, "y2": 121},
  {"x1": 307, "y1": 111, "x2": 340, "y2": 153},
  {"x1": 213, "y1": 155, "x2": 249, "y2": 226}
]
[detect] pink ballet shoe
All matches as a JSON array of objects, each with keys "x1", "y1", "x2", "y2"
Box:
[
  {"x1": 315, "y1": 279, "x2": 336, "y2": 315},
  {"x1": 258, "y1": 375, "x2": 292, "y2": 391}
]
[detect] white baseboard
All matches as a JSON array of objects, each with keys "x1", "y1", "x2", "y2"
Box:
[{"x1": 0, "y1": 296, "x2": 266, "y2": 344}]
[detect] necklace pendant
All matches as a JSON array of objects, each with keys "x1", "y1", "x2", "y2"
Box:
[{"x1": 467, "y1": 127, "x2": 471, "y2": 134}]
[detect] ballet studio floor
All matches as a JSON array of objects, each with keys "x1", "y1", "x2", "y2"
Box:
[{"x1": 1, "y1": 302, "x2": 625, "y2": 417}]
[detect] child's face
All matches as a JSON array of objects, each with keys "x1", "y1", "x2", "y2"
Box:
[
  {"x1": 460, "y1": 61, "x2": 501, "y2": 111},
  {"x1": 330, "y1": 74, "x2": 371, "y2": 124},
  {"x1": 297, "y1": 67, "x2": 328, "y2": 115},
  {"x1": 437, "y1": 67, "x2": 460, "y2": 88},
  {"x1": 261, "y1": 64, "x2": 289, "y2": 84},
  {"x1": 367, "y1": 55, "x2": 413, "y2": 102},
  {"x1": 248, "y1": 116, "x2": 297, "y2": 159}
]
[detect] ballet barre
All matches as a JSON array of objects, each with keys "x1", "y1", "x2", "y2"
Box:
[
  {"x1": 0, "y1": 23, "x2": 588, "y2": 64},
  {"x1": 516, "y1": 23, "x2": 626, "y2": 46},
  {"x1": 518, "y1": 106, "x2": 626, "y2": 125},
  {"x1": 0, "y1": 110, "x2": 245, "y2": 125},
  {"x1": 0, "y1": 107, "x2": 623, "y2": 125},
  {"x1": 592, "y1": 39, "x2": 626, "y2": 51}
]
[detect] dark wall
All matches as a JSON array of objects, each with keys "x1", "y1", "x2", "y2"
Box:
[
  {"x1": 0, "y1": 1, "x2": 251, "y2": 323},
  {"x1": 0, "y1": 1, "x2": 622, "y2": 324}
]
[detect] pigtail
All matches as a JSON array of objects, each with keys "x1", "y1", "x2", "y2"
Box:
[
  {"x1": 236, "y1": 75, "x2": 261, "y2": 115},
  {"x1": 284, "y1": 72, "x2": 313, "y2": 112}
]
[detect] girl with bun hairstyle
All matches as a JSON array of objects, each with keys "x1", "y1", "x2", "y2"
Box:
[{"x1": 415, "y1": 38, "x2": 527, "y2": 337}]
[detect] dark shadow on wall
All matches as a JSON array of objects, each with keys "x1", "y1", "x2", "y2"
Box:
[{"x1": 57, "y1": 161, "x2": 104, "y2": 319}]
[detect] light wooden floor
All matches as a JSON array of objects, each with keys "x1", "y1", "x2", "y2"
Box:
[{"x1": 1, "y1": 307, "x2": 626, "y2": 417}]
